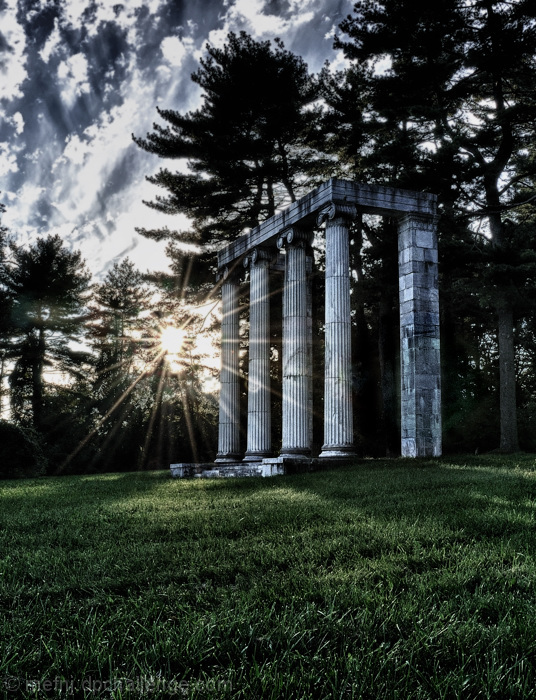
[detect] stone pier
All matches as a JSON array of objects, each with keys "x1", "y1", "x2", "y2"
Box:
[
  {"x1": 171, "y1": 178, "x2": 442, "y2": 478},
  {"x1": 398, "y1": 213, "x2": 441, "y2": 457}
]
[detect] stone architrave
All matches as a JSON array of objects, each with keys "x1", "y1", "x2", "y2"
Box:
[
  {"x1": 243, "y1": 248, "x2": 273, "y2": 461},
  {"x1": 318, "y1": 202, "x2": 357, "y2": 459},
  {"x1": 215, "y1": 267, "x2": 241, "y2": 463},
  {"x1": 398, "y1": 213, "x2": 442, "y2": 457},
  {"x1": 277, "y1": 227, "x2": 312, "y2": 458}
]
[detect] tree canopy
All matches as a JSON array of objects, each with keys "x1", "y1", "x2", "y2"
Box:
[
  {"x1": 0, "y1": 234, "x2": 91, "y2": 430},
  {"x1": 133, "y1": 31, "x2": 326, "y2": 260},
  {"x1": 328, "y1": 0, "x2": 536, "y2": 452}
]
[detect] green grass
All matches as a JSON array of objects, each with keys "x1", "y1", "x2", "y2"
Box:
[{"x1": 2, "y1": 455, "x2": 536, "y2": 698}]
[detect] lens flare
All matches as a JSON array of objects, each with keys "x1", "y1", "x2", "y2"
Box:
[{"x1": 160, "y1": 326, "x2": 187, "y2": 355}]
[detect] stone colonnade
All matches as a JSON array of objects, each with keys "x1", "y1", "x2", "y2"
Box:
[{"x1": 215, "y1": 179, "x2": 441, "y2": 464}]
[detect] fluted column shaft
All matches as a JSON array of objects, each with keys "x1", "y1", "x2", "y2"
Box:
[
  {"x1": 216, "y1": 269, "x2": 241, "y2": 462},
  {"x1": 319, "y1": 203, "x2": 356, "y2": 458},
  {"x1": 278, "y1": 228, "x2": 312, "y2": 458},
  {"x1": 244, "y1": 249, "x2": 272, "y2": 461}
]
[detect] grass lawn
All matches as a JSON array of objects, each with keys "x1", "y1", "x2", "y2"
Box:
[{"x1": 1, "y1": 455, "x2": 536, "y2": 698}]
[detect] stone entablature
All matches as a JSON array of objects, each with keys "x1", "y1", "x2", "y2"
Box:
[
  {"x1": 217, "y1": 179, "x2": 437, "y2": 268},
  {"x1": 173, "y1": 178, "x2": 441, "y2": 477}
]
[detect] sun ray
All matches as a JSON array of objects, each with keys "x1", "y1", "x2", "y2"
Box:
[
  {"x1": 160, "y1": 326, "x2": 188, "y2": 356},
  {"x1": 138, "y1": 360, "x2": 169, "y2": 469},
  {"x1": 59, "y1": 348, "x2": 167, "y2": 472}
]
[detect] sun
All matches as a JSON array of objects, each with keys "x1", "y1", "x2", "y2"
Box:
[{"x1": 160, "y1": 326, "x2": 187, "y2": 356}]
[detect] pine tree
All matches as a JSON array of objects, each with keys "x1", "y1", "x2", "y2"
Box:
[
  {"x1": 0, "y1": 234, "x2": 91, "y2": 430},
  {"x1": 133, "y1": 31, "x2": 325, "y2": 279},
  {"x1": 333, "y1": 0, "x2": 536, "y2": 452}
]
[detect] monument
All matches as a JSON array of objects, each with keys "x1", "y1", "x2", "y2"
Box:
[{"x1": 171, "y1": 178, "x2": 441, "y2": 477}]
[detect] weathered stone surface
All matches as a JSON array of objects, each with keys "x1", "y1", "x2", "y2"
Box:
[
  {"x1": 218, "y1": 178, "x2": 437, "y2": 268},
  {"x1": 398, "y1": 213, "x2": 442, "y2": 458},
  {"x1": 318, "y1": 203, "x2": 355, "y2": 459},
  {"x1": 243, "y1": 249, "x2": 272, "y2": 461},
  {"x1": 278, "y1": 227, "x2": 312, "y2": 458},
  {"x1": 215, "y1": 271, "x2": 241, "y2": 462},
  {"x1": 198, "y1": 179, "x2": 441, "y2": 479},
  {"x1": 170, "y1": 460, "x2": 286, "y2": 478}
]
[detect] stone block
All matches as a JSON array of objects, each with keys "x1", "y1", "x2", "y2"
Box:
[
  {"x1": 415, "y1": 230, "x2": 435, "y2": 249},
  {"x1": 399, "y1": 259, "x2": 427, "y2": 276},
  {"x1": 401, "y1": 438, "x2": 417, "y2": 457},
  {"x1": 399, "y1": 247, "x2": 425, "y2": 264},
  {"x1": 414, "y1": 373, "x2": 441, "y2": 390}
]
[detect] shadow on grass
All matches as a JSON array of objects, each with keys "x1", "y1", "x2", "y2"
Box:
[
  {"x1": 0, "y1": 469, "x2": 171, "y2": 509},
  {"x1": 275, "y1": 453, "x2": 536, "y2": 544}
]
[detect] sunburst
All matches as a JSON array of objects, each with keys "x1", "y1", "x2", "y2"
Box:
[{"x1": 159, "y1": 326, "x2": 187, "y2": 357}]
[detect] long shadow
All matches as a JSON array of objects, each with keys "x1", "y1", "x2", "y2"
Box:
[
  {"x1": 272, "y1": 454, "x2": 536, "y2": 545},
  {"x1": 0, "y1": 469, "x2": 171, "y2": 509}
]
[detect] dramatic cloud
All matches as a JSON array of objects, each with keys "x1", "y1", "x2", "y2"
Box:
[{"x1": 0, "y1": 0, "x2": 353, "y2": 278}]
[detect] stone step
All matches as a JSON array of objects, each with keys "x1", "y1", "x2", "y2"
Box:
[{"x1": 170, "y1": 456, "x2": 355, "y2": 479}]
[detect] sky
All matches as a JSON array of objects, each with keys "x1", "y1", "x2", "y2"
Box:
[{"x1": 0, "y1": 0, "x2": 354, "y2": 279}]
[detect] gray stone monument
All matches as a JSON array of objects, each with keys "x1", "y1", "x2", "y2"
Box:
[{"x1": 171, "y1": 178, "x2": 441, "y2": 478}]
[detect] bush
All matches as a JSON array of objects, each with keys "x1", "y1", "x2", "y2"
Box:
[{"x1": 0, "y1": 421, "x2": 47, "y2": 479}]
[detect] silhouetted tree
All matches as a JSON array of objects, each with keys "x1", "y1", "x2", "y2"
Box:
[
  {"x1": 331, "y1": 0, "x2": 536, "y2": 452},
  {"x1": 133, "y1": 31, "x2": 325, "y2": 280},
  {"x1": 0, "y1": 234, "x2": 91, "y2": 430}
]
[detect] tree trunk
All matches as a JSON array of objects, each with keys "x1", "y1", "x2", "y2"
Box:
[
  {"x1": 378, "y1": 296, "x2": 398, "y2": 456},
  {"x1": 487, "y1": 188, "x2": 519, "y2": 452},
  {"x1": 0, "y1": 353, "x2": 5, "y2": 419},
  {"x1": 32, "y1": 326, "x2": 46, "y2": 431},
  {"x1": 497, "y1": 298, "x2": 519, "y2": 452}
]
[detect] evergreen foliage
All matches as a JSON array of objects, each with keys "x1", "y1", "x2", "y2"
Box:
[
  {"x1": 0, "y1": 420, "x2": 47, "y2": 478},
  {"x1": 0, "y1": 234, "x2": 91, "y2": 431},
  {"x1": 328, "y1": 0, "x2": 536, "y2": 452},
  {"x1": 133, "y1": 31, "x2": 325, "y2": 271}
]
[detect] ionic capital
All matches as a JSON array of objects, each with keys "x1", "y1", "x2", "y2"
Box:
[
  {"x1": 243, "y1": 246, "x2": 273, "y2": 269},
  {"x1": 217, "y1": 264, "x2": 240, "y2": 283},
  {"x1": 317, "y1": 202, "x2": 357, "y2": 227},
  {"x1": 277, "y1": 226, "x2": 313, "y2": 250}
]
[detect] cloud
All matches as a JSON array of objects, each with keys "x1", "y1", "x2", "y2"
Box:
[
  {"x1": 0, "y1": 142, "x2": 19, "y2": 177},
  {"x1": 39, "y1": 17, "x2": 62, "y2": 63},
  {"x1": 57, "y1": 53, "x2": 91, "y2": 107},
  {"x1": 0, "y1": 0, "x2": 355, "y2": 281},
  {"x1": 206, "y1": 0, "x2": 350, "y2": 72},
  {"x1": 0, "y1": 0, "x2": 29, "y2": 102},
  {"x1": 161, "y1": 35, "x2": 190, "y2": 66}
]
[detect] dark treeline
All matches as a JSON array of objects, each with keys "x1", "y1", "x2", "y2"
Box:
[
  {"x1": 3, "y1": 1, "x2": 536, "y2": 476},
  {"x1": 0, "y1": 225, "x2": 218, "y2": 478}
]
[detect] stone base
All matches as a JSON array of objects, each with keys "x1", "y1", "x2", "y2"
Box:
[
  {"x1": 319, "y1": 450, "x2": 355, "y2": 460},
  {"x1": 242, "y1": 452, "x2": 273, "y2": 463},
  {"x1": 214, "y1": 455, "x2": 242, "y2": 464},
  {"x1": 170, "y1": 456, "x2": 318, "y2": 479}
]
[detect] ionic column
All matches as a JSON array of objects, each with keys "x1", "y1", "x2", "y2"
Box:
[
  {"x1": 318, "y1": 202, "x2": 356, "y2": 459},
  {"x1": 306, "y1": 252, "x2": 314, "y2": 452},
  {"x1": 215, "y1": 267, "x2": 241, "y2": 463},
  {"x1": 243, "y1": 248, "x2": 273, "y2": 461},
  {"x1": 277, "y1": 227, "x2": 312, "y2": 458},
  {"x1": 398, "y1": 213, "x2": 442, "y2": 457}
]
